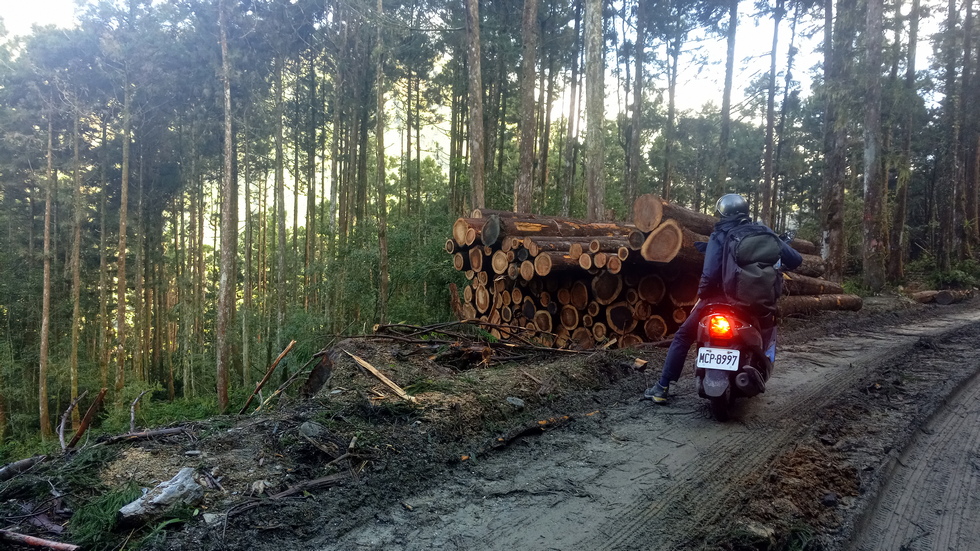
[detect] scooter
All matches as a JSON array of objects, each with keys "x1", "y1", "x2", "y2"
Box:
[{"x1": 693, "y1": 301, "x2": 776, "y2": 421}]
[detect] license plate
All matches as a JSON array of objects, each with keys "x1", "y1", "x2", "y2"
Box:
[{"x1": 696, "y1": 347, "x2": 740, "y2": 371}]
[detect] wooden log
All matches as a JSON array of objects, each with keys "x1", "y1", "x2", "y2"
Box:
[
  {"x1": 501, "y1": 305, "x2": 513, "y2": 322},
  {"x1": 795, "y1": 253, "x2": 826, "y2": 278},
  {"x1": 520, "y1": 260, "x2": 536, "y2": 281},
  {"x1": 644, "y1": 316, "x2": 668, "y2": 340},
  {"x1": 559, "y1": 304, "x2": 580, "y2": 330},
  {"x1": 557, "y1": 286, "x2": 571, "y2": 305},
  {"x1": 514, "y1": 247, "x2": 530, "y2": 262},
  {"x1": 445, "y1": 239, "x2": 457, "y2": 254},
  {"x1": 632, "y1": 193, "x2": 664, "y2": 232},
  {"x1": 468, "y1": 247, "x2": 484, "y2": 273},
  {"x1": 453, "y1": 217, "x2": 488, "y2": 246},
  {"x1": 593, "y1": 252, "x2": 608, "y2": 269},
  {"x1": 500, "y1": 236, "x2": 521, "y2": 252},
  {"x1": 782, "y1": 272, "x2": 844, "y2": 295},
  {"x1": 633, "y1": 300, "x2": 654, "y2": 320},
  {"x1": 592, "y1": 271, "x2": 623, "y2": 305},
  {"x1": 911, "y1": 290, "x2": 939, "y2": 303},
  {"x1": 66, "y1": 387, "x2": 108, "y2": 450},
  {"x1": 625, "y1": 288, "x2": 639, "y2": 304},
  {"x1": 936, "y1": 289, "x2": 972, "y2": 305},
  {"x1": 587, "y1": 301, "x2": 602, "y2": 317},
  {"x1": 533, "y1": 310, "x2": 553, "y2": 333},
  {"x1": 346, "y1": 351, "x2": 417, "y2": 403},
  {"x1": 534, "y1": 252, "x2": 582, "y2": 276},
  {"x1": 462, "y1": 303, "x2": 478, "y2": 320},
  {"x1": 570, "y1": 327, "x2": 595, "y2": 349},
  {"x1": 606, "y1": 301, "x2": 638, "y2": 334},
  {"x1": 606, "y1": 255, "x2": 623, "y2": 274},
  {"x1": 593, "y1": 322, "x2": 608, "y2": 341},
  {"x1": 588, "y1": 237, "x2": 633, "y2": 254},
  {"x1": 776, "y1": 294, "x2": 863, "y2": 317},
  {"x1": 524, "y1": 237, "x2": 593, "y2": 257},
  {"x1": 672, "y1": 308, "x2": 688, "y2": 324},
  {"x1": 477, "y1": 270, "x2": 489, "y2": 286},
  {"x1": 627, "y1": 229, "x2": 646, "y2": 250},
  {"x1": 0, "y1": 456, "x2": 48, "y2": 482},
  {"x1": 453, "y1": 252, "x2": 469, "y2": 271},
  {"x1": 488, "y1": 214, "x2": 639, "y2": 240},
  {"x1": 570, "y1": 281, "x2": 589, "y2": 310},
  {"x1": 512, "y1": 287, "x2": 523, "y2": 304},
  {"x1": 0, "y1": 530, "x2": 80, "y2": 551},
  {"x1": 618, "y1": 334, "x2": 644, "y2": 349},
  {"x1": 491, "y1": 250, "x2": 510, "y2": 275},
  {"x1": 569, "y1": 242, "x2": 586, "y2": 260},
  {"x1": 578, "y1": 253, "x2": 593, "y2": 270},
  {"x1": 637, "y1": 274, "x2": 666, "y2": 304},
  {"x1": 582, "y1": 314, "x2": 594, "y2": 327},
  {"x1": 640, "y1": 219, "x2": 706, "y2": 268},
  {"x1": 239, "y1": 341, "x2": 295, "y2": 414},
  {"x1": 555, "y1": 327, "x2": 571, "y2": 349},
  {"x1": 668, "y1": 275, "x2": 699, "y2": 307},
  {"x1": 508, "y1": 262, "x2": 521, "y2": 280},
  {"x1": 522, "y1": 297, "x2": 537, "y2": 320},
  {"x1": 475, "y1": 285, "x2": 491, "y2": 313}
]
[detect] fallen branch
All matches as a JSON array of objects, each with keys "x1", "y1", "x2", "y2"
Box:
[
  {"x1": 0, "y1": 456, "x2": 48, "y2": 482},
  {"x1": 130, "y1": 390, "x2": 150, "y2": 433},
  {"x1": 227, "y1": 472, "x2": 348, "y2": 517},
  {"x1": 96, "y1": 427, "x2": 186, "y2": 446},
  {"x1": 58, "y1": 391, "x2": 88, "y2": 452},
  {"x1": 239, "y1": 340, "x2": 296, "y2": 415},
  {"x1": 65, "y1": 388, "x2": 107, "y2": 450},
  {"x1": 0, "y1": 529, "x2": 79, "y2": 550},
  {"x1": 344, "y1": 351, "x2": 417, "y2": 403}
]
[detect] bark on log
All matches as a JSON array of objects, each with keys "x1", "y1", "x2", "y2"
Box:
[
  {"x1": 0, "y1": 530, "x2": 79, "y2": 551},
  {"x1": 936, "y1": 289, "x2": 972, "y2": 305},
  {"x1": 592, "y1": 271, "x2": 623, "y2": 305},
  {"x1": 911, "y1": 290, "x2": 939, "y2": 303},
  {"x1": 66, "y1": 387, "x2": 107, "y2": 450},
  {"x1": 776, "y1": 294, "x2": 863, "y2": 317},
  {"x1": 794, "y1": 254, "x2": 826, "y2": 278},
  {"x1": 452, "y1": 218, "x2": 488, "y2": 246},
  {"x1": 524, "y1": 237, "x2": 593, "y2": 257},
  {"x1": 782, "y1": 272, "x2": 844, "y2": 295},
  {"x1": 588, "y1": 237, "x2": 632, "y2": 254},
  {"x1": 0, "y1": 456, "x2": 48, "y2": 482},
  {"x1": 640, "y1": 220, "x2": 705, "y2": 268},
  {"x1": 487, "y1": 214, "x2": 638, "y2": 240},
  {"x1": 534, "y1": 252, "x2": 581, "y2": 276}
]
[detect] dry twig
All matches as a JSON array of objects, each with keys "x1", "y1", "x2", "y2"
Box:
[
  {"x1": 58, "y1": 391, "x2": 88, "y2": 452},
  {"x1": 130, "y1": 390, "x2": 150, "y2": 434}
]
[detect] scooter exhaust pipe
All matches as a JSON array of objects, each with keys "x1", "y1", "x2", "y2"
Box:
[{"x1": 735, "y1": 366, "x2": 766, "y2": 396}]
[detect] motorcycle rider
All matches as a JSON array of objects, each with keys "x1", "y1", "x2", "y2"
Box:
[{"x1": 644, "y1": 193, "x2": 802, "y2": 404}]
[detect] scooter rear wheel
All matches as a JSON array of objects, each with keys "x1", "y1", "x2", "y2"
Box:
[{"x1": 709, "y1": 390, "x2": 731, "y2": 422}]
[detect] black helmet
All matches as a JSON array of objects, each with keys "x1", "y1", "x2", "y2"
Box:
[{"x1": 715, "y1": 193, "x2": 749, "y2": 217}]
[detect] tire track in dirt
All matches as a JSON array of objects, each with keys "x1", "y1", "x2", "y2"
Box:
[
  {"x1": 324, "y1": 308, "x2": 980, "y2": 551},
  {"x1": 850, "y1": 329, "x2": 980, "y2": 551},
  {"x1": 589, "y1": 310, "x2": 980, "y2": 551}
]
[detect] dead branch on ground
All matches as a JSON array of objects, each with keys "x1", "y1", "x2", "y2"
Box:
[
  {"x1": 66, "y1": 388, "x2": 107, "y2": 450},
  {"x1": 0, "y1": 529, "x2": 79, "y2": 550},
  {"x1": 239, "y1": 340, "x2": 296, "y2": 415},
  {"x1": 58, "y1": 391, "x2": 88, "y2": 452}
]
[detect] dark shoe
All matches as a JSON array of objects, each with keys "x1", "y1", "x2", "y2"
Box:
[{"x1": 644, "y1": 383, "x2": 669, "y2": 404}]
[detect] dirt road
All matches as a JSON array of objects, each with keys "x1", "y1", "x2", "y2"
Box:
[{"x1": 322, "y1": 304, "x2": 980, "y2": 550}]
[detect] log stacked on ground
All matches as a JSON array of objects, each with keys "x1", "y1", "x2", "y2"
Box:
[{"x1": 448, "y1": 196, "x2": 862, "y2": 350}]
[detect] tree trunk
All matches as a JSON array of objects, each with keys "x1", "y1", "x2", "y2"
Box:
[
  {"x1": 376, "y1": 0, "x2": 390, "y2": 324},
  {"x1": 761, "y1": 0, "x2": 784, "y2": 227},
  {"x1": 862, "y1": 0, "x2": 887, "y2": 291},
  {"x1": 716, "y1": 0, "x2": 739, "y2": 196},
  {"x1": 116, "y1": 75, "x2": 132, "y2": 392},
  {"x1": 466, "y1": 0, "x2": 486, "y2": 209},
  {"x1": 561, "y1": 1, "x2": 582, "y2": 217},
  {"x1": 514, "y1": 0, "x2": 540, "y2": 213},
  {"x1": 937, "y1": 0, "x2": 960, "y2": 271},
  {"x1": 627, "y1": 0, "x2": 645, "y2": 208},
  {"x1": 216, "y1": 0, "x2": 234, "y2": 411},
  {"x1": 584, "y1": 0, "x2": 605, "y2": 220},
  {"x1": 663, "y1": 43, "x2": 679, "y2": 200},
  {"x1": 39, "y1": 117, "x2": 54, "y2": 439},
  {"x1": 821, "y1": 0, "x2": 851, "y2": 283},
  {"x1": 69, "y1": 115, "x2": 83, "y2": 427},
  {"x1": 887, "y1": 0, "x2": 918, "y2": 281}
]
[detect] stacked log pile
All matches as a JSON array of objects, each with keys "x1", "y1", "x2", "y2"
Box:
[{"x1": 447, "y1": 195, "x2": 863, "y2": 350}]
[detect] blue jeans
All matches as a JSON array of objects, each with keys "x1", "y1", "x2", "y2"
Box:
[{"x1": 658, "y1": 301, "x2": 707, "y2": 387}]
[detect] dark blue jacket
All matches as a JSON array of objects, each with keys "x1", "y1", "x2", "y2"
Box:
[{"x1": 696, "y1": 214, "x2": 803, "y2": 300}]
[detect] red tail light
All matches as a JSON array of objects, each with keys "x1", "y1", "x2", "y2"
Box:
[{"x1": 708, "y1": 314, "x2": 733, "y2": 339}]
